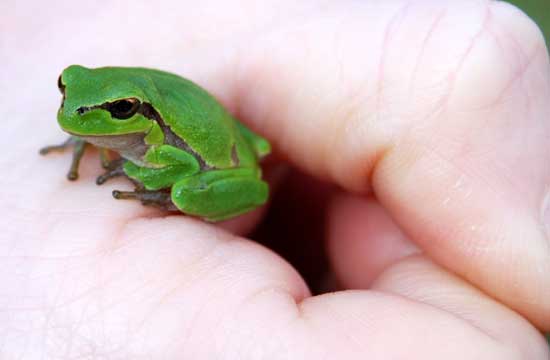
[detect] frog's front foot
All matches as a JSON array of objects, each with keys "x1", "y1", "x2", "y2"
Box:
[
  {"x1": 112, "y1": 189, "x2": 178, "y2": 211},
  {"x1": 40, "y1": 136, "x2": 87, "y2": 180},
  {"x1": 96, "y1": 159, "x2": 146, "y2": 192},
  {"x1": 96, "y1": 158, "x2": 126, "y2": 185}
]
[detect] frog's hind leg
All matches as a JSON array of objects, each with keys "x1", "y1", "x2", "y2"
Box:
[
  {"x1": 112, "y1": 189, "x2": 178, "y2": 211},
  {"x1": 171, "y1": 168, "x2": 269, "y2": 222}
]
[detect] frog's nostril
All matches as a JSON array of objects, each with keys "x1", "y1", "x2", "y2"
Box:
[{"x1": 76, "y1": 106, "x2": 90, "y2": 115}]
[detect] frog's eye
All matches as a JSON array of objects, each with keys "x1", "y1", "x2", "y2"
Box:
[
  {"x1": 57, "y1": 75, "x2": 65, "y2": 94},
  {"x1": 107, "y1": 98, "x2": 140, "y2": 119}
]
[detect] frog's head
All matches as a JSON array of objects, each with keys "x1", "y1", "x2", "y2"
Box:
[{"x1": 57, "y1": 65, "x2": 158, "y2": 140}]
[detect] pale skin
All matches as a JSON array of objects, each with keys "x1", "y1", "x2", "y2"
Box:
[{"x1": 2, "y1": 0, "x2": 550, "y2": 358}]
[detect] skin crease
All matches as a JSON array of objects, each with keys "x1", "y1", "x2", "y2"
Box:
[{"x1": 1, "y1": 0, "x2": 550, "y2": 358}]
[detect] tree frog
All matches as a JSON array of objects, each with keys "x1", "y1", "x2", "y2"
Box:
[{"x1": 41, "y1": 65, "x2": 270, "y2": 222}]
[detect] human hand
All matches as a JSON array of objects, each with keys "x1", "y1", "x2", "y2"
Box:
[{"x1": 2, "y1": 0, "x2": 550, "y2": 358}]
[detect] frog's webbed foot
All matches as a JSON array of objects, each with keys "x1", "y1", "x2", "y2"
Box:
[
  {"x1": 40, "y1": 136, "x2": 87, "y2": 180},
  {"x1": 112, "y1": 189, "x2": 178, "y2": 211}
]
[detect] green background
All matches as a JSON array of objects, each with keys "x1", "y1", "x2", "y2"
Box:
[{"x1": 506, "y1": 0, "x2": 550, "y2": 46}]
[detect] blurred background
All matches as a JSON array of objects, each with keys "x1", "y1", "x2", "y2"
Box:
[{"x1": 506, "y1": 0, "x2": 550, "y2": 46}]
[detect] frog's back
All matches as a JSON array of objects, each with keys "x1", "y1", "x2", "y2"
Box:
[{"x1": 139, "y1": 68, "x2": 264, "y2": 169}]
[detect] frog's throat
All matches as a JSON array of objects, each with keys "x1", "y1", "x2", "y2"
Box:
[{"x1": 79, "y1": 133, "x2": 149, "y2": 166}]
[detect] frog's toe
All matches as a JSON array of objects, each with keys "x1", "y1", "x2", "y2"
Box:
[
  {"x1": 96, "y1": 168, "x2": 125, "y2": 185},
  {"x1": 39, "y1": 136, "x2": 81, "y2": 155},
  {"x1": 113, "y1": 189, "x2": 177, "y2": 211},
  {"x1": 96, "y1": 158, "x2": 126, "y2": 185},
  {"x1": 67, "y1": 170, "x2": 79, "y2": 181}
]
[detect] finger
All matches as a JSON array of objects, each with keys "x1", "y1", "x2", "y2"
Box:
[
  {"x1": 214, "y1": 1, "x2": 550, "y2": 327},
  {"x1": 295, "y1": 255, "x2": 548, "y2": 359},
  {"x1": 371, "y1": 256, "x2": 548, "y2": 358},
  {"x1": 327, "y1": 193, "x2": 419, "y2": 288},
  {"x1": 3, "y1": 214, "x2": 545, "y2": 358},
  {"x1": 372, "y1": 256, "x2": 548, "y2": 359},
  {"x1": 0, "y1": 213, "x2": 307, "y2": 356}
]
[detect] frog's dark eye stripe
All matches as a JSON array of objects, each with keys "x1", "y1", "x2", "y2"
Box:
[
  {"x1": 106, "y1": 98, "x2": 141, "y2": 119},
  {"x1": 75, "y1": 98, "x2": 141, "y2": 118}
]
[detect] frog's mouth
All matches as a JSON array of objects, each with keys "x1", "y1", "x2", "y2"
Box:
[{"x1": 79, "y1": 132, "x2": 144, "y2": 151}]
